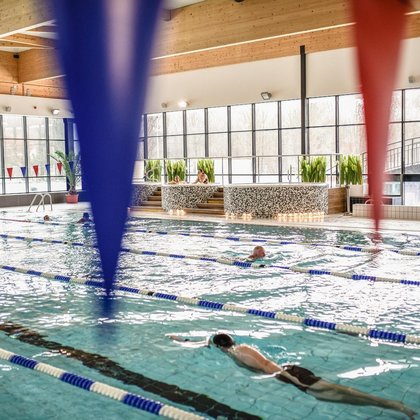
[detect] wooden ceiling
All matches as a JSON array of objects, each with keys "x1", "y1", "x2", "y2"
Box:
[{"x1": 0, "y1": 0, "x2": 419, "y2": 100}]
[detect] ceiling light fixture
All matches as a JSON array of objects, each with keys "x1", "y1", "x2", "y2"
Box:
[
  {"x1": 178, "y1": 100, "x2": 189, "y2": 108},
  {"x1": 261, "y1": 92, "x2": 272, "y2": 100},
  {"x1": 51, "y1": 109, "x2": 60, "y2": 116}
]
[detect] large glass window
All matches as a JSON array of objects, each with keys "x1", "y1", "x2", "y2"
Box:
[
  {"x1": 231, "y1": 104, "x2": 251, "y2": 131},
  {"x1": 309, "y1": 97, "x2": 335, "y2": 127},
  {"x1": 186, "y1": 109, "x2": 204, "y2": 134},
  {"x1": 208, "y1": 107, "x2": 227, "y2": 132},
  {"x1": 255, "y1": 102, "x2": 278, "y2": 130},
  {"x1": 0, "y1": 116, "x2": 69, "y2": 195},
  {"x1": 166, "y1": 111, "x2": 183, "y2": 135},
  {"x1": 281, "y1": 100, "x2": 300, "y2": 128},
  {"x1": 139, "y1": 87, "x2": 420, "y2": 194}
]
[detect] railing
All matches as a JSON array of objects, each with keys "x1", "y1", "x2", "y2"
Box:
[
  {"x1": 134, "y1": 153, "x2": 344, "y2": 187},
  {"x1": 28, "y1": 193, "x2": 53, "y2": 212},
  {"x1": 361, "y1": 136, "x2": 420, "y2": 174}
]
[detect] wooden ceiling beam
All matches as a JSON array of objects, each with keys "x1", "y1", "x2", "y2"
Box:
[
  {"x1": 3, "y1": 34, "x2": 56, "y2": 48},
  {"x1": 0, "y1": 0, "x2": 53, "y2": 37},
  {"x1": 155, "y1": 0, "x2": 350, "y2": 57},
  {"x1": 18, "y1": 48, "x2": 62, "y2": 83},
  {"x1": 152, "y1": 12, "x2": 420, "y2": 76}
]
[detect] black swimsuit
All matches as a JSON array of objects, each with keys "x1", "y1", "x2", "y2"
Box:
[{"x1": 276, "y1": 365, "x2": 321, "y2": 393}]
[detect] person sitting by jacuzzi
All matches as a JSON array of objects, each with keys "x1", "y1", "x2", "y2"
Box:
[
  {"x1": 169, "y1": 175, "x2": 186, "y2": 185},
  {"x1": 169, "y1": 333, "x2": 415, "y2": 418},
  {"x1": 193, "y1": 169, "x2": 209, "y2": 184}
]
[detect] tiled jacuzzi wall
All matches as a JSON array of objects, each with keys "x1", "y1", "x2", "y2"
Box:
[
  {"x1": 353, "y1": 204, "x2": 420, "y2": 220},
  {"x1": 224, "y1": 183, "x2": 328, "y2": 218},
  {"x1": 131, "y1": 183, "x2": 160, "y2": 206},
  {"x1": 162, "y1": 184, "x2": 219, "y2": 211}
]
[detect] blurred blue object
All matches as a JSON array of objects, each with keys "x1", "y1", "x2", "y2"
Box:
[{"x1": 53, "y1": 0, "x2": 163, "y2": 292}]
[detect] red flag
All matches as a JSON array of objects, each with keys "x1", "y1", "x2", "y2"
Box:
[
  {"x1": 57, "y1": 162, "x2": 63, "y2": 175},
  {"x1": 6, "y1": 167, "x2": 13, "y2": 179},
  {"x1": 33, "y1": 165, "x2": 39, "y2": 177},
  {"x1": 352, "y1": 0, "x2": 408, "y2": 232}
]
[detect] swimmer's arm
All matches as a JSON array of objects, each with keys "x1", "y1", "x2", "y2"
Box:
[{"x1": 168, "y1": 335, "x2": 211, "y2": 348}]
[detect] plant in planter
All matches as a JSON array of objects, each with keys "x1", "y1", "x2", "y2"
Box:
[
  {"x1": 300, "y1": 156, "x2": 327, "y2": 183},
  {"x1": 339, "y1": 155, "x2": 363, "y2": 194},
  {"x1": 339, "y1": 154, "x2": 363, "y2": 212},
  {"x1": 197, "y1": 159, "x2": 215, "y2": 183},
  {"x1": 165, "y1": 160, "x2": 186, "y2": 182},
  {"x1": 50, "y1": 151, "x2": 81, "y2": 203},
  {"x1": 144, "y1": 160, "x2": 162, "y2": 182}
]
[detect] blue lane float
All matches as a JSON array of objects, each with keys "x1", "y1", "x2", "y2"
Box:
[
  {"x1": 1, "y1": 232, "x2": 420, "y2": 287},
  {"x1": 2, "y1": 217, "x2": 420, "y2": 257},
  {"x1": 0, "y1": 263, "x2": 419, "y2": 345},
  {"x1": 0, "y1": 347, "x2": 203, "y2": 419}
]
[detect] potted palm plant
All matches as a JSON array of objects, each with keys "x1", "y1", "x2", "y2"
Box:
[
  {"x1": 50, "y1": 151, "x2": 81, "y2": 203},
  {"x1": 165, "y1": 160, "x2": 186, "y2": 182}
]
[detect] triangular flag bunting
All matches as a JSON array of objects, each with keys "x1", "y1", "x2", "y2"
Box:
[
  {"x1": 45, "y1": 164, "x2": 51, "y2": 175},
  {"x1": 20, "y1": 166, "x2": 27, "y2": 177},
  {"x1": 57, "y1": 162, "x2": 63, "y2": 175},
  {"x1": 352, "y1": 0, "x2": 408, "y2": 232},
  {"x1": 6, "y1": 167, "x2": 13, "y2": 180},
  {"x1": 53, "y1": 0, "x2": 163, "y2": 292},
  {"x1": 33, "y1": 165, "x2": 39, "y2": 177}
]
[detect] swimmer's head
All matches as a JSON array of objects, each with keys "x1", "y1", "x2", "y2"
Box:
[
  {"x1": 43, "y1": 215, "x2": 50, "y2": 221},
  {"x1": 82, "y1": 212, "x2": 90, "y2": 219},
  {"x1": 253, "y1": 246, "x2": 266, "y2": 258},
  {"x1": 212, "y1": 333, "x2": 235, "y2": 349}
]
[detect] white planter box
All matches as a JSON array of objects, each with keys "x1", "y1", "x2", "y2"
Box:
[{"x1": 349, "y1": 184, "x2": 364, "y2": 197}]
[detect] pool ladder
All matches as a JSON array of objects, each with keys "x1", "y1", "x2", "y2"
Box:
[{"x1": 28, "y1": 193, "x2": 53, "y2": 212}]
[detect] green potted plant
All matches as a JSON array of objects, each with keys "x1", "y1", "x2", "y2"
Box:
[
  {"x1": 50, "y1": 151, "x2": 81, "y2": 203},
  {"x1": 300, "y1": 156, "x2": 327, "y2": 183},
  {"x1": 144, "y1": 160, "x2": 162, "y2": 182},
  {"x1": 165, "y1": 160, "x2": 186, "y2": 182},
  {"x1": 197, "y1": 159, "x2": 215, "y2": 183},
  {"x1": 339, "y1": 155, "x2": 363, "y2": 197}
]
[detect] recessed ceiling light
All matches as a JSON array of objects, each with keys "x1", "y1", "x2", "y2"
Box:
[{"x1": 178, "y1": 100, "x2": 189, "y2": 108}]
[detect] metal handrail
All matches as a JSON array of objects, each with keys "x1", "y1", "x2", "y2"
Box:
[
  {"x1": 28, "y1": 193, "x2": 53, "y2": 212},
  {"x1": 135, "y1": 153, "x2": 345, "y2": 187}
]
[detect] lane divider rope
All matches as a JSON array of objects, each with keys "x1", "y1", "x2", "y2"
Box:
[
  {"x1": 2, "y1": 216, "x2": 420, "y2": 256},
  {"x1": 0, "y1": 346, "x2": 204, "y2": 419},
  {"x1": 128, "y1": 228, "x2": 420, "y2": 256},
  {"x1": 0, "y1": 263, "x2": 419, "y2": 345},
  {"x1": 1, "y1": 232, "x2": 419, "y2": 287}
]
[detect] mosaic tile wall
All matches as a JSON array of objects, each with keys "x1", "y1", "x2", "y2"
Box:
[
  {"x1": 224, "y1": 184, "x2": 328, "y2": 218},
  {"x1": 162, "y1": 184, "x2": 218, "y2": 211},
  {"x1": 131, "y1": 183, "x2": 161, "y2": 206}
]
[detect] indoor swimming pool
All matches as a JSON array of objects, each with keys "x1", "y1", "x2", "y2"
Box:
[{"x1": 0, "y1": 211, "x2": 419, "y2": 419}]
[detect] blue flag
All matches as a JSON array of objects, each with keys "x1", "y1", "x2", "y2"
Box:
[
  {"x1": 45, "y1": 164, "x2": 51, "y2": 175},
  {"x1": 53, "y1": 0, "x2": 163, "y2": 291},
  {"x1": 20, "y1": 166, "x2": 27, "y2": 177}
]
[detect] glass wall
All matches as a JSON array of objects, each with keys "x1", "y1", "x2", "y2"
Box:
[
  {"x1": 0, "y1": 115, "x2": 67, "y2": 194},
  {"x1": 137, "y1": 87, "x2": 419, "y2": 201}
]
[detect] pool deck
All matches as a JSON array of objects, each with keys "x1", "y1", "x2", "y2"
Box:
[{"x1": 3, "y1": 202, "x2": 420, "y2": 235}]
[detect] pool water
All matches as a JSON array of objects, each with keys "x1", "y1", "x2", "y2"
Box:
[{"x1": 0, "y1": 211, "x2": 419, "y2": 419}]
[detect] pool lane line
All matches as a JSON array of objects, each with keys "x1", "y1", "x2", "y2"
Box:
[
  {"x1": 128, "y1": 228, "x2": 420, "y2": 256},
  {"x1": 0, "y1": 347, "x2": 204, "y2": 420},
  {"x1": 1, "y1": 232, "x2": 420, "y2": 287},
  {"x1": 2, "y1": 216, "x2": 420, "y2": 256},
  {"x1": 1, "y1": 264, "x2": 419, "y2": 346},
  {"x1": 0, "y1": 321, "x2": 259, "y2": 420}
]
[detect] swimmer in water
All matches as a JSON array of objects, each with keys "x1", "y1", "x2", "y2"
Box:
[
  {"x1": 77, "y1": 212, "x2": 92, "y2": 223},
  {"x1": 169, "y1": 333, "x2": 416, "y2": 418},
  {"x1": 247, "y1": 246, "x2": 266, "y2": 261},
  {"x1": 43, "y1": 215, "x2": 51, "y2": 221}
]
